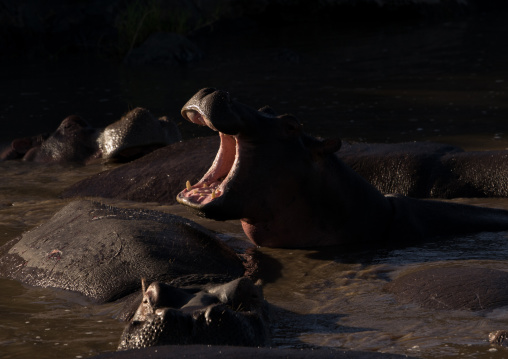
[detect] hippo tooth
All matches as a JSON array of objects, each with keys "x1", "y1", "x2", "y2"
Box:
[
  {"x1": 186, "y1": 180, "x2": 192, "y2": 191},
  {"x1": 203, "y1": 183, "x2": 208, "y2": 188},
  {"x1": 211, "y1": 190, "x2": 216, "y2": 199}
]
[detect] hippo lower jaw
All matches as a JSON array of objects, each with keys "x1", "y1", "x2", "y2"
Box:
[{"x1": 176, "y1": 112, "x2": 239, "y2": 216}]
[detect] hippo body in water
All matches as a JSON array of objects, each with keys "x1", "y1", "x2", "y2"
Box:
[
  {"x1": 0, "y1": 200, "x2": 269, "y2": 347},
  {"x1": 339, "y1": 141, "x2": 508, "y2": 198},
  {"x1": 0, "y1": 108, "x2": 181, "y2": 164},
  {"x1": 176, "y1": 88, "x2": 508, "y2": 248},
  {"x1": 0, "y1": 200, "x2": 247, "y2": 302},
  {"x1": 61, "y1": 136, "x2": 508, "y2": 204}
]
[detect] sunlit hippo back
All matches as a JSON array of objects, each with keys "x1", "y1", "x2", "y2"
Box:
[{"x1": 98, "y1": 107, "x2": 181, "y2": 161}]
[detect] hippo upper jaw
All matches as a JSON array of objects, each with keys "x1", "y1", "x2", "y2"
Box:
[{"x1": 180, "y1": 88, "x2": 249, "y2": 136}]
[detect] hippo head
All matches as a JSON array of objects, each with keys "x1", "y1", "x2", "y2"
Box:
[
  {"x1": 23, "y1": 115, "x2": 100, "y2": 163},
  {"x1": 176, "y1": 88, "x2": 374, "y2": 248},
  {"x1": 0, "y1": 133, "x2": 49, "y2": 161},
  {"x1": 118, "y1": 277, "x2": 269, "y2": 350}
]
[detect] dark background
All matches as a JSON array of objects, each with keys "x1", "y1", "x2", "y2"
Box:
[{"x1": 1, "y1": 0, "x2": 508, "y2": 147}]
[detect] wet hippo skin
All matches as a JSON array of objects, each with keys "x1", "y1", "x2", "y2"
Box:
[
  {"x1": 0, "y1": 200, "x2": 245, "y2": 303},
  {"x1": 0, "y1": 108, "x2": 181, "y2": 164},
  {"x1": 118, "y1": 278, "x2": 269, "y2": 350},
  {"x1": 339, "y1": 141, "x2": 508, "y2": 198},
  {"x1": 60, "y1": 112, "x2": 508, "y2": 206},
  {"x1": 61, "y1": 136, "x2": 218, "y2": 203}
]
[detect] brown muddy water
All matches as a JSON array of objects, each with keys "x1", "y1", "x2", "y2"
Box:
[{"x1": 2, "y1": 10, "x2": 508, "y2": 359}]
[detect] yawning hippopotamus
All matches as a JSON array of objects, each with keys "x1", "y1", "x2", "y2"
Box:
[
  {"x1": 0, "y1": 108, "x2": 181, "y2": 164},
  {"x1": 176, "y1": 88, "x2": 508, "y2": 248}
]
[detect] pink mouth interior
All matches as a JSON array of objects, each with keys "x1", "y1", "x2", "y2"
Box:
[{"x1": 179, "y1": 111, "x2": 237, "y2": 205}]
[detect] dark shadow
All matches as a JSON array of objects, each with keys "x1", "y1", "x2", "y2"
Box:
[{"x1": 247, "y1": 248, "x2": 284, "y2": 284}]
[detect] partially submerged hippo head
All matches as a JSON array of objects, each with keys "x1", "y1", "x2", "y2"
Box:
[
  {"x1": 23, "y1": 115, "x2": 99, "y2": 163},
  {"x1": 118, "y1": 277, "x2": 269, "y2": 350},
  {"x1": 0, "y1": 133, "x2": 49, "y2": 161},
  {"x1": 176, "y1": 88, "x2": 390, "y2": 248}
]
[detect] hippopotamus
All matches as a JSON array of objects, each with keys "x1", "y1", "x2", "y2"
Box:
[
  {"x1": 118, "y1": 277, "x2": 269, "y2": 350},
  {"x1": 59, "y1": 123, "x2": 508, "y2": 204},
  {"x1": 175, "y1": 88, "x2": 508, "y2": 248},
  {"x1": 0, "y1": 107, "x2": 181, "y2": 164},
  {"x1": 97, "y1": 107, "x2": 181, "y2": 161},
  {"x1": 339, "y1": 141, "x2": 508, "y2": 198},
  {"x1": 61, "y1": 136, "x2": 218, "y2": 203},
  {"x1": 0, "y1": 200, "x2": 248, "y2": 302},
  {"x1": 0, "y1": 132, "x2": 49, "y2": 160}
]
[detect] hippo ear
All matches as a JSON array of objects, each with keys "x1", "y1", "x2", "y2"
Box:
[
  {"x1": 312, "y1": 138, "x2": 342, "y2": 156},
  {"x1": 280, "y1": 114, "x2": 302, "y2": 136}
]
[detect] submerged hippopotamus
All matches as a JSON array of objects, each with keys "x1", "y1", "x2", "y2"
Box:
[
  {"x1": 0, "y1": 200, "x2": 246, "y2": 302},
  {"x1": 0, "y1": 200, "x2": 269, "y2": 348},
  {"x1": 339, "y1": 141, "x2": 508, "y2": 198},
  {"x1": 60, "y1": 136, "x2": 508, "y2": 205},
  {"x1": 0, "y1": 108, "x2": 181, "y2": 164},
  {"x1": 119, "y1": 277, "x2": 269, "y2": 350},
  {"x1": 175, "y1": 88, "x2": 508, "y2": 248},
  {"x1": 0, "y1": 132, "x2": 50, "y2": 160}
]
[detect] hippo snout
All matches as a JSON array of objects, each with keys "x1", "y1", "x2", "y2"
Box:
[
  {"x1": 118, "y1": 278, "x2": 270, "y2": 350},
  {"x1": 181, "y1": 88, "x2": 252, "y2": 135}
]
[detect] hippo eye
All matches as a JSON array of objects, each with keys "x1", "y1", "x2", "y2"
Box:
[{"x1": 280, "y1": 114, "x2": 301, "y2": 135}]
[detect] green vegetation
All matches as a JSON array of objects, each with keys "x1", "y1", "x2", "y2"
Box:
[{"x1": 115, "y1": 0, "x2": 192, "y2": 56}]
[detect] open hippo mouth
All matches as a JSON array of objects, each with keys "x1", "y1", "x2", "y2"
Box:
[
  {"x1": 176, "y1": 88, "x2": 250, "y2": 217},
  {"x1": 177, "y1": 130, "x2": 237, "y2": 207}
]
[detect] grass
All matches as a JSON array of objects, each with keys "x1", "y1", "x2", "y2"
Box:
[{"x1": 115, "y1": 0, "x2": 192, "y2": 57}]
